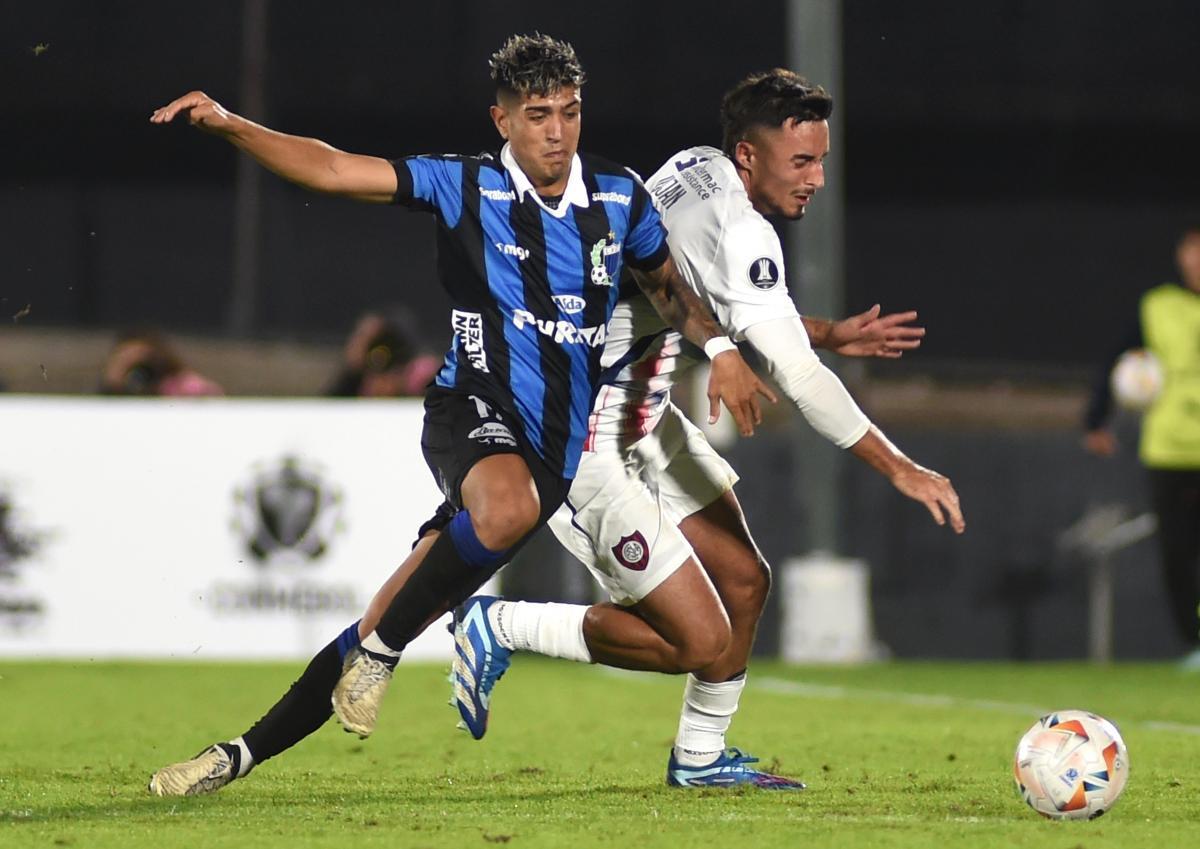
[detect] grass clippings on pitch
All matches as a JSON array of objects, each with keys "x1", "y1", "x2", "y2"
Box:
[{"x1": 2, "y1": 658, "x2": 1198, "y2": 848}]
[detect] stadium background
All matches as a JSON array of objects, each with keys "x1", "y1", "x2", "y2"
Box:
[{"x1": 4, "y1": 0, "x2": 1200, "y2": 661}]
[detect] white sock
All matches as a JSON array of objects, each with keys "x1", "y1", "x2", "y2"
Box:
[
  {"x1": 673, "y1": 672, "x2": 746, "y2": 767},
  {"x1": 360, "y1": 631, "x2": 402, "y2": 659},
  {"x1": 227, "y1": 736, "x2": 254, "y2": 778},
  {"x1": 489, "y1": 600, "x2": 592, "y2": 663}
]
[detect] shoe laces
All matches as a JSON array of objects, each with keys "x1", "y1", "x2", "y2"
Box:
[
  {"x1": 348, "y1": 653, "x2": 394, "y2": 697},
  {"x1": 722, "y1": 748, "x2": 759, "y2": 769},
  {"x1": 720, "y1": 749, "x2": 803, "y2": 788}
]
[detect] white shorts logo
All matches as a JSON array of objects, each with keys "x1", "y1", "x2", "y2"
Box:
[
  {"x1": 467, "y1": 422, "x2": 517, "y2": 447},
  {"x1": 611, "y1": 530, "x2": 649, "y2": 571},
  {"x1": 451, "y1": 309, "x2": 489, "y2": 372}
]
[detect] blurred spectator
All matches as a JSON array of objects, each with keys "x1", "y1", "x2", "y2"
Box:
[
  {"x1": 1084, "y1": 226, "x2": 1200, "y2": 665},
  {"x1": 99, "y1": 330, "x2": 224, "y2": 397},
  {"x1": 325, "y1": 309, "x2": 440, "y2": 398}
]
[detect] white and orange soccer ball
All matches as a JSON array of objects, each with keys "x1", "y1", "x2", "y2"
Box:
[
  {"x1": 1013, "y1": 710, "x2": 1129, "y2": 820},
  {"x1": 1110, "y1": 349, "x2": 1163, "y2": 411}
]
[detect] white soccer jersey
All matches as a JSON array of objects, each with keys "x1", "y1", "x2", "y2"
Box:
[{"x1": 586, "y1": 146, "x2": 800, "y2": 449}]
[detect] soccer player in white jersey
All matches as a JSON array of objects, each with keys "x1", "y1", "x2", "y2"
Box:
[{"x1": 450, "y1": 69, "x2": 965, "y2": 789}]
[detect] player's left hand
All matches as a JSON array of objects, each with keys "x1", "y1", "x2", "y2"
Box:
[
  {"x1": 890, "y1": 462, "x2": 965, "y2": 533},
  {"x1": 707, "y1": 350, "x2": 778, "y2": 437},
  {"x1": 828, "y1": 304, "x2": 925, "y2": 358}
]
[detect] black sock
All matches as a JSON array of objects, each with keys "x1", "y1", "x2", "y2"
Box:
[
  {"x1": 241, "y1": 639, "x2": 341, "y2": 764},
  {"x1": 373, "y1": 529, "x2": 503, "y2": 651}
]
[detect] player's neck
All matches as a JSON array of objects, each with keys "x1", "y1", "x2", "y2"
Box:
[{"x1": 733, "y1": 164, "x2": 770, "y2": 217}]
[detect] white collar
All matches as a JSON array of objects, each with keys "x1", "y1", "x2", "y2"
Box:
[{"x1": 500, "y1": 143, "x2": 588, "y2": 218}]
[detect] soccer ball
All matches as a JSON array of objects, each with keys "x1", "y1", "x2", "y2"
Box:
[
  {"x1": 1110, "y1": 349, "x2": 1163, "y2": 411},
  {"x1": 1013, "y1": 710, "x2": 1129, "y2": 820}
]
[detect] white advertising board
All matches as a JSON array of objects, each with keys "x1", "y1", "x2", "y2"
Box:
[{"x1": 0, "y1": 396, "x2": 483, "y2": 660}]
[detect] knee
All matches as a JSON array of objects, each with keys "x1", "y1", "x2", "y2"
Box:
[
  {"x1": 722, "y1": 553, "x2": 771, "y2": 617},
  {"x1": 670, "y1": 615, "x2": 732, "y2": 674},
  {"x1": 468, "y1": 490, "x2": 540, "y2": 551}
]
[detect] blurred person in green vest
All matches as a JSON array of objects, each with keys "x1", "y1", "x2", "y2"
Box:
[{"x1": 1084, "y1": 226, "x2": 1200, "y2": 667}]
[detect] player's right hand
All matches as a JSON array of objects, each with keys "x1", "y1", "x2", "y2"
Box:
[
  {"x1": 706, "y1": 350, "x2": 777, "y2": 437},
  {"x1": 891, "y1": 463, "x2": 965, "y2": 534},
  {"x1": 149, "y1": 91, "x2": 238, "y2": 135}
]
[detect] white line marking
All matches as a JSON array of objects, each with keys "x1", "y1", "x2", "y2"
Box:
[{"x1": 754, "y1": 676, "x2": 1200, "y2": 735}]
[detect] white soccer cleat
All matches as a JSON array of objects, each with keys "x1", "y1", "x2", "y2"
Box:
[
  {"x1": 148, "y1": 744, "x2": 237, "y2": 797},
  {"x1": 331, "y1": 646, "x2": 397, "y2": 738}
]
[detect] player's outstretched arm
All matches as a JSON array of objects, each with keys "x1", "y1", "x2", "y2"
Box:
[
  {"x1": 631, "y1": 256, "x2": 776, "y2": 436},
  {"x1": 150, "y1": 91, "x2": 397, "y2": 203},
  {"x1": 740, "y1": 315, "x2": 962, "y2": 532},
  {"x1": 850, "y1": 426, "x2": 965, "y2": 533},
  {"x1": 803, "y1": 305, "x2": 925, "y2": 358}
]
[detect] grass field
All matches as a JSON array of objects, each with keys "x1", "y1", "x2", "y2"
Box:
[{"x1": 2, "y1": 658, "x2": 1198, "y2": 848}]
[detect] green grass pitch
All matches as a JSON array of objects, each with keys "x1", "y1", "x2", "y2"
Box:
[{"x1": 2, "y1": 658, "x2": 1198, "y2": 848}]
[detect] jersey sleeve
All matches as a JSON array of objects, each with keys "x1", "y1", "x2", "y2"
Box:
[
  {"x1": 622, "y1": 182, "x2": 671, "y2": 271},
  {"x1": 390, "y1": 156, "x2": 465, "y2": 226},
  {"x1": 744, "y1": 316, "x2": 871, "y2": 448},
  {"x1": 705, "y1": 215, "x2": 799, "y2": 340}
]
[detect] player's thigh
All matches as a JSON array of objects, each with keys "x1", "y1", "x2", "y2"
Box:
[
  {"x1": 421, "y1": 387, "x2": 562, "y2": 542},
  {"x1": 421, "y1": 387, "x2": 529, "y2": 505},
  {"x1": 654, "y1": 409, "x2": 766, "y2": 602},
  {"x1": 547, "y1": 451, "x2": 694, "y2": 607},
  {"x1": 677, "y1": 490, "x2": 769, "y2": 611},
  {"x1": 630, "y1": 555, "x2": 729, "y2": 653}
]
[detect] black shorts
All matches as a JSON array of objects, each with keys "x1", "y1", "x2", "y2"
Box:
[{"x1": 414, "y1": 385, "x2": 571, "y2": 542}]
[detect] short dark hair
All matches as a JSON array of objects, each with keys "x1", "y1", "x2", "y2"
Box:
[
  {"x1": 489, "y1": 34, "x2": 586, "y2": 99},
  {"x1": 720, "y1": 69, "x2": 833, "y2": 158}
]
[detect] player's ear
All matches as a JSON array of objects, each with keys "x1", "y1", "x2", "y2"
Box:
[
  {"x1": 734, "y1": 139, "x2": 755, "y2": 171},
  {"x1": 490, "y1": 104, "x2": 509, "y2": 140}
]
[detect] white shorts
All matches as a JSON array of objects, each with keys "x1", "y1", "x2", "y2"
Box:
[{"x1": 548, "y1": 403, "x2": 739, "y2": 606}]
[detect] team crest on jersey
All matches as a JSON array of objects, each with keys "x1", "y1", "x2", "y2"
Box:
[
  {"x1": 748, "y1": 257, "x2": 780, "y2": 290},
  {"x1": 589, "y1": 231, "x2": 621, "y2": 287},
  {"x1": 611, "y1": 530, "x2": 649, "y2": 572}
]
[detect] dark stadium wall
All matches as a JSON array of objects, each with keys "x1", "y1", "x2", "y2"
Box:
[
  {"x1": 7, "y1": 0, "x2": 1200, "y2": 367},
  {"x1": 726, "y1": 424, "x2": 1186, "y2": 661}
]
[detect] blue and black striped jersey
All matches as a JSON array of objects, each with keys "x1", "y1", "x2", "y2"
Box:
[{"x1": 391, "y1": 144, "x2": 670, "y2": 479}]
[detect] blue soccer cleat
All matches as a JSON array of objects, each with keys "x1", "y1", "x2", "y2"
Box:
[
  {"x1": 451, "y1": 595, "x2": 511, "y2": 740},
  {"x1": 666, "y1": 748, "x2": 806, "y2": 790}
]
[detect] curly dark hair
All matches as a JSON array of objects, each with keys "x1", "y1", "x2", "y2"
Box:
[
  {"x1": 720, "y1": 69, "x2": 832, "y2": 158},
  {"x1": 489, "y1": 33, "x2": 586, "y2": 98}
]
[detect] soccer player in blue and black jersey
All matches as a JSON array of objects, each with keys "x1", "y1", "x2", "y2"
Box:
[{"x1": 147, "y1": 34, "x2": 774, "y2": 795}]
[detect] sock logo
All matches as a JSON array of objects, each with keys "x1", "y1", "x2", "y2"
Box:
[{"x1": 611, "y1": 530, "x2": 649, "y2": 571}]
